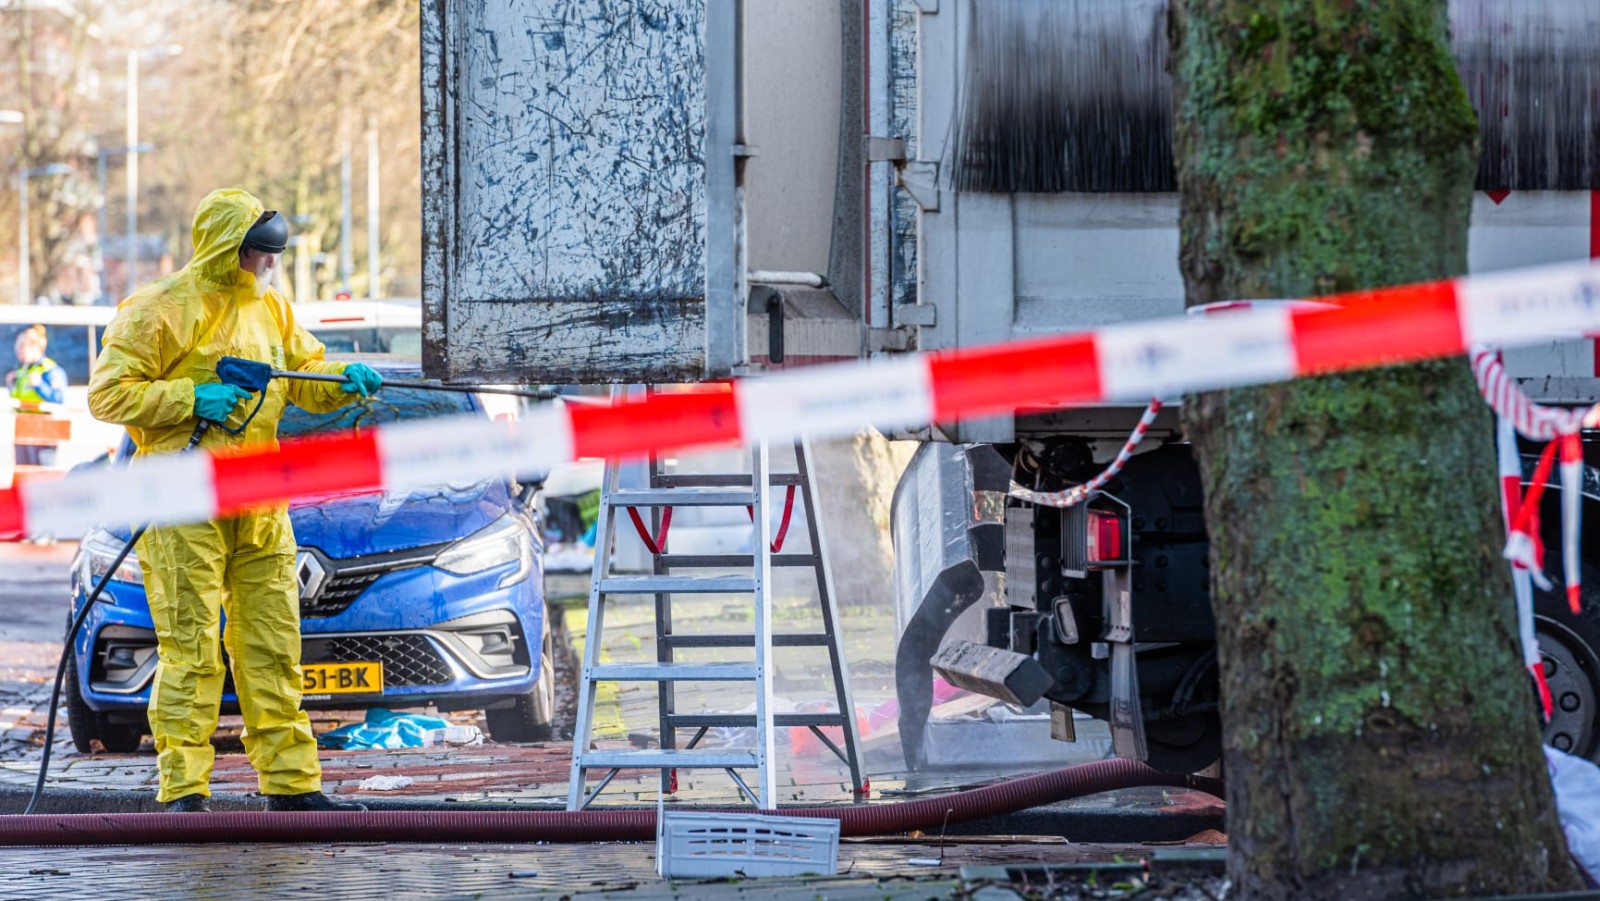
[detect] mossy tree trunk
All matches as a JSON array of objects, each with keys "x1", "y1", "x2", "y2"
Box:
[{"x1": 1169, "y1": 1, "x2": 1578, "y2": 896}]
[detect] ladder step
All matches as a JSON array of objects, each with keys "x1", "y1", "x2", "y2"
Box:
[
  {"x1": 599, "y1": 575, "x2": 756, "y2": 594},
  {"x1": 610, "y1": 487, "x2": 757, "y2": 506},
  {"x1": 661, "y1": 554, "x2": 819, "y2": 568},
  {"x1": 578, "y1": 749, "x2": 761, "y2": 769},
  {"x1": 656, "y1": 473, "x2": 804, "y2": 488},
  {"x1": 588, "y1": 662, "x2": 756, "y2": 681},
  {"x1": 668, "y1": 712, "x2": 853, "y2": 729},
  {"x1": 664, "y1": 633, "x2": 831, "y2": 649}
]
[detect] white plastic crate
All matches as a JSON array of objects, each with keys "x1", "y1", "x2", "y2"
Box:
[{"x1": 655, "y1": 810, "x2": 841, "y2": 878}]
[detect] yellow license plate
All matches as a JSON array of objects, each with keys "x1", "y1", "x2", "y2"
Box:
[{"x1": 302, "y1": 661, "x2": 383, "y2": 695}]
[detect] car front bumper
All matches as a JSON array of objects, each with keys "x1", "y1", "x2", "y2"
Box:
[{"x1": 70, "y1": 562, "x2": 547, "y2": 720}]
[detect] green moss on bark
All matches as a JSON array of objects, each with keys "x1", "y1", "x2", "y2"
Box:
[{"x1": 1171, "y1": 0, "x2": 1577, "y2": 896}]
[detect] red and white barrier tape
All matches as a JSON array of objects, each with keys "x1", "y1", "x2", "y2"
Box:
[
  {"x1": 9, "y1": 258, "x2": 1600, "y2": 537},
  {"x1": 1470, "y1": 347, "x2": 1598, "y2": 439},
  {"x1": 1498, "y1": 417, "x2": 1554, "y2": 718},
  {"x1": 1005, "y1": 300, "x2": 1321, "y2": 509},
  {"x1": 1471, "y1": 348, "x2": 1592, "y2": 615},
  {"x1": 1561, "y1": 432, "x2": 1585, "y2": 616},
  {"x1": 1009, "y1": 399, "x2": 1163, "y2": 508}
]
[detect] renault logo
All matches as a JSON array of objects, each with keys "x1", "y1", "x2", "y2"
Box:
[{"x1": 295, "y1": 550, "x2": 329, "y2": 601}]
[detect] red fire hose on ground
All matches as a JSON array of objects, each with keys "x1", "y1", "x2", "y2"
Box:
[{"x1": 0, "y1": 759, "x2": 1220, "y2": 846}]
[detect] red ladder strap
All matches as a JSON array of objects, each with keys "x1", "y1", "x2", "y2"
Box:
[
  {"x1": 746, "y1": 485, "x2": 798, "y2": 553},
  {"x1": 625, "y1": 506, "x2": 673, "y2": 555}
]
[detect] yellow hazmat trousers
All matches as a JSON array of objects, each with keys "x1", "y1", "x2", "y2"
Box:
[{"x1": 88, "y1": 189, "x2": 355, "y2": 801}]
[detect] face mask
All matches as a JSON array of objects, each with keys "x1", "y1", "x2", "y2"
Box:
[{"x1": 257, "y1": 264, "x2": 277, "y2": 288}]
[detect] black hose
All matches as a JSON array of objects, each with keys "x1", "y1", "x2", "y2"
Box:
[{"x1": 25, "y1": 420, "x2": 211, "y2": 815}]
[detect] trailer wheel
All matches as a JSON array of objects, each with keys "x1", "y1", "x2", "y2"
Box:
[
  {"x1": 1143, "y1": 713, "x2": 1222, "y2": 773},
  {"x1": 1534, "y1": 567, "x2": 1600, "y2": 762}
]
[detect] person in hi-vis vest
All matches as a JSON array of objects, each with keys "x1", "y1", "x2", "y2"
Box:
[{"x1": 7, "y1": 325, "x2": 67, "y2": 465}]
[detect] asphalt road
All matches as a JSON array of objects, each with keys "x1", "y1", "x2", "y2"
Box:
[
  {"x1": 0, "y1": 541, "x2": 78, "y2": 764},
  {"x1": 0, "y1": 543, "x2": 71, "y2": 644}
]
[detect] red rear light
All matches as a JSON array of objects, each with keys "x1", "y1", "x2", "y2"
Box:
[{"x1": 1086, "y1": 510, "x2": 1123, "y2": 562}]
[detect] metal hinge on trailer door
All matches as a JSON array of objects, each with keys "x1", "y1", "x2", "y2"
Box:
[
  {"x1": 896, "y1": 161, "x2": 940, "y2": 211},
  {"x1": 866, "y1": 136, "x2": 907, "y2": 162}
]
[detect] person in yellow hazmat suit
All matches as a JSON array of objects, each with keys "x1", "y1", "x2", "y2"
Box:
[{"x1": 88, "y1": 189, "x2": 384, "y2": 813}]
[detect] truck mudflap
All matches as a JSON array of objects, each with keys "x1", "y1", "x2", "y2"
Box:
[{"x1": 890, "y1": 442, "x2": 1011, "y2": 769}]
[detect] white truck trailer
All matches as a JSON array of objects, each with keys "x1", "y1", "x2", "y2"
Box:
[{"x1": 420, "y1": 0, "x2": 1600, "y2": 770}]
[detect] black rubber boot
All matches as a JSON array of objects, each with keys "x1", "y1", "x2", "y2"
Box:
[
  {"x1": 165, "y1": 794, "x2": 211, "y2": 813},
  {"x1": 263, "y1": 791, "x2": 367, "y2": 812}
]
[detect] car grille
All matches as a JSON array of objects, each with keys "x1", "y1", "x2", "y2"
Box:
[
  {"x1": 298, "y1": 543, "x2": 448, "y2": 618},
  {"x1": 302, "y1": 570, "x2": 384, "y2": 617},
  {"x1": 306, "y1": 634, "x2": 454, "y2": 686}
]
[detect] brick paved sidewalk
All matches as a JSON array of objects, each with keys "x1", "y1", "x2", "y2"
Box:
[
  {"x1": 0, "y1": 837, "x2": 1226, "y2": 901},
  {"x1": 0, "y1": 554, "x2": 1221, "y2": 835},
  {"x1": 0, "y1": 549, "x2": 1226, "y2": 901}
]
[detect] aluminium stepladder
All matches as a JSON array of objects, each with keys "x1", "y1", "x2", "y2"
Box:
[{"x1": 566, "y1": 436, "x2": 867, "y2": 810}]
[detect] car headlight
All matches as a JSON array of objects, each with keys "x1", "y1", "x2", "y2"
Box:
[
  {"x1": 434, "y1": 514, "x2": 534, "y2": 588},
  {"x1": 78, "y1": 531, "x2": 143, "y2": 588}
]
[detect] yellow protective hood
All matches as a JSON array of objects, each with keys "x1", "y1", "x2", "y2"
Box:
[
  {"x1": 89, "y1": 187, "x2": 352, "y2": 457},
  {"x1": 187, "y1": 188, "x2": 265, "y2": 289}
]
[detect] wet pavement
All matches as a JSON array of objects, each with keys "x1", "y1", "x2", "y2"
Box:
[
  {"x1": 0, "y1": 542, "x2": 1225, "y2": 899},
  {"x1": 0, "y1": 837, "x2": 1203, "y2": 900},
  {"x1": 0, "y1": 548, "x2": 1196, "y2": 813}
]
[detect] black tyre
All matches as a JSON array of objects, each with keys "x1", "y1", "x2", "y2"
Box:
[
  {"x1": 1534, "y1": 563, "x2": 1600, "y2": 762},
  {"x1": 63, "y1": 652, "x2": 145, "y2": 754},
  {"x1": 1145, "y1": 713, "x2": 1223, "y2": 774},
  {"x1": 484, "y1": 620, "x2": 556, "y2": 743}
]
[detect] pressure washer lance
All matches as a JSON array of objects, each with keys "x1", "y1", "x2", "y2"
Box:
[
  {"x1": 26, "y1": 417, "x2": 215, "y2": 815},
  {"x1": 216, "y1": 356, "x2": 559, "y2": 401}
]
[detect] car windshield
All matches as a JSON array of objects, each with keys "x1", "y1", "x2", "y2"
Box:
[
  {"x1": 279, "y1": 385, "x2": 476, "y2": 437},
  {"x1": 313, "y1": 327, "x2": 423, "y2": 356}
]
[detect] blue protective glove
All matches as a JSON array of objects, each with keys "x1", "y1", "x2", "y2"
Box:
[
  {"x1": 193, "y1": 383, "x2": 252, "y2": 422},
  {"x1": 341, "y1": 363, "x2": 383, "y2": 397}
]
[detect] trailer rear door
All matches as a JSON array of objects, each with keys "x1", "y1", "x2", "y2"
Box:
[{"x1": 421, "y1": 1, "x2": 743, "y2": 384}]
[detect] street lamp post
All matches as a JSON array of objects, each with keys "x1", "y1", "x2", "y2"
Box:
[
  {"x1": 15, "y1": 170, "x2": 26, "y2": 306},
  {"x1": 125, "y1": 44, "x2": 181, "y2": 300},
  {"x1": 367, "y1": 118, "x2": 380, "y2": 300},
  {"x1": 339, "y1": 136, "x2": 353, "y2": 295},
  {"x1": 125, "y1": 51, "x2": 136, "y2": 299},
  {"x1": 17, "y1": 164, "x2": 71, "y2": 306},
  {"x1": 97, "y1": 143, "x2": 154, "y2": 303}
]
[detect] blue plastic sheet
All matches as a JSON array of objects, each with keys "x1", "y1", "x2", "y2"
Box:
[{"x1": 317, "y1": 708, "x2": 451, "y2": 750}]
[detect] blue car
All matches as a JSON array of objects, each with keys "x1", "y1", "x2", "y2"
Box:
[{"x1": 64, "y1": 356, "x2": 553, "y2": 751}]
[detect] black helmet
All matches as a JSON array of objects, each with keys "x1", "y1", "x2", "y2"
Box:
[{"x1": 241, "y1": 210, "x2": 288, "y2": 254}]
